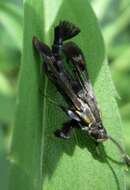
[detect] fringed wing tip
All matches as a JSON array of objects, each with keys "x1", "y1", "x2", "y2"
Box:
[{"x1": 59, "y1": 20, "x2": 80, "y2": 41}]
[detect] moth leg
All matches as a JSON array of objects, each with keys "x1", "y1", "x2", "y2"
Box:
[{"x1": 54, "y1": 120, "x2": 79, "y2": 139}]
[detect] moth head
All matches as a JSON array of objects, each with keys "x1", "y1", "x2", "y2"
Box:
[{"x1": 88, "y1": 123, "x2": 108, "y2": 142}]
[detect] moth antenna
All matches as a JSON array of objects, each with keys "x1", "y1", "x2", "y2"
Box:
[
  {"x1": 33, "y1": 36, "x2": 52, "y2": 57},
  {"x1": 54, "y1": 21, "x2": 80, "y2": 42},
  {"x1": 108, "y1": 135, "x2": 130, "y2": 166}
]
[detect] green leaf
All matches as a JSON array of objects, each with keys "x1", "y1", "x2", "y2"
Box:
[
  {"x1": 9, "y1": 0, "x2": 126, "y2": 190},
  {"x1": 0, "y1": 2, "x2": 23, "y2": 49},
  {"x1": 0, "y1": 74, "x2": 16, "y2": 124},
  {"x1": 103, "y1": 5, "x2": 130, "y2": 47},
  {"x1": 0, "y1": 151, "x2": 10, "y2": 190},
  {"x1": 110, "y1": 48, "x2": 130, "y2": 103}
]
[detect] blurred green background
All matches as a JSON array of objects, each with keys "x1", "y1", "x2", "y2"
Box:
[{"x1": 0, "y1": 0, "x2": 130, "y2": 189}]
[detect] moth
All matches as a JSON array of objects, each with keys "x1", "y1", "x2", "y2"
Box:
[{"x1": 33, "y1": 20, "x2": 130, "y2": 165}]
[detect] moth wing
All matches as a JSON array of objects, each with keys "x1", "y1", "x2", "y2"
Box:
[
  {"x1": 33, "y1": 36, "x2": 52, "y2": 57},
  {"x1": 63, "y1": 41, "x2": 101, "y2": 121},
  {"x1": 63, "y1": 41, "x2": 89, "y2": 87},
  {"x1": 33, "y1": 37, "x2": 81, "y2": 109}
]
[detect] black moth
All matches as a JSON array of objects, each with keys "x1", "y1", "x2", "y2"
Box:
[{"x1": 33, "y1": 20, "x2": 130, "y2": 165}]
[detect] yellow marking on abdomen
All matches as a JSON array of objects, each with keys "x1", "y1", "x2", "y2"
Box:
[{"x1": 75, "y1": 110, "x2": 92, "y2": 125}]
